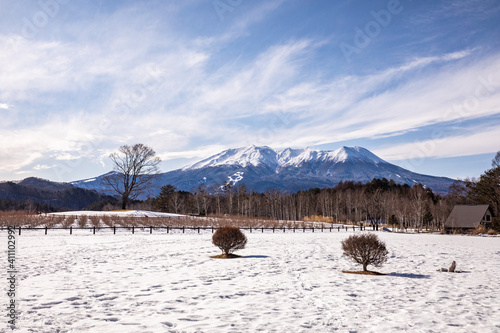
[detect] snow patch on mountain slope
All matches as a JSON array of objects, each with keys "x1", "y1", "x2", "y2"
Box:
[{"x1": 227, "y1": 171, "x2": 244, "y2": 185}]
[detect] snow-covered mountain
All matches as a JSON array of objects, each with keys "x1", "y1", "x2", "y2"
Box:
[
  {"x1": 183, "y1": 145, "x2": 385, "y2": 171},
  {"x1": 72, "y1": 146, "x2": 456, "y2": 196}
]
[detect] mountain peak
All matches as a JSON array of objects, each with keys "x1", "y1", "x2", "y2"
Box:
[
  {"x1": 183, "y1": 145, "x2": 278, "y2": 170},
  {"x1": 330, "y1": 146, "x2": 386, "y2": 164}
]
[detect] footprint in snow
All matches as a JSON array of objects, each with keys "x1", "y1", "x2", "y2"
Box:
[
  {"x1": 65, "y1": 297, "x2": 81, "y2": 302},
  {"x1": 161, "y1": 321, "x2": 174, "y2": 327}
]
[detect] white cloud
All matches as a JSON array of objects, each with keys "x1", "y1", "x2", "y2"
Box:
[
  {"x1": 373, "y1": 124, "x2": 500, "y2": 161},
  {"x1": 193, "y1": 39, "x2": 313, "y2": 117},
  {"x1": 0, "y1": 114, "x2": 102, "y2": 172},
  {"x1": 0, "y1": 102, "x2": 10, "y2": 109},
  {"x1": 159, "y1": 145, "x2": 227, "y2": 161},
  {"x1": 243, "y1": 51, "x2": 500, "y2": 151},
  {"x1": 33, "y1": 164, "x2": 57, "y2": 171},
  {"x1": 53, "y1": 153, "x2": 81, "y2": 161}
]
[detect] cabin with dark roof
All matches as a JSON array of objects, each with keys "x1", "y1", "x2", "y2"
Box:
[{"x1": 444, "y1": 205, "x2": 493, "y2": 233}]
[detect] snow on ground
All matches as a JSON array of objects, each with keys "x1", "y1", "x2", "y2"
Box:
[
  {"x1": 1, "y1": 230, "x2": 499, "y2": 332},
  {"x1": 48, "y1": 210, "x2": 186, "y2": 218}
]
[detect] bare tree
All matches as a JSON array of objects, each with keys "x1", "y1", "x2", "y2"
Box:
[
  {"x1": 195, "y1": 184, "x2": 211, "y2": 216},
  {"x1": 341, "y1": 233, "x2": 388, "y2": 272},
  {"x1": 410, "y1": 184, "x2": 427, "y2": 231},
  {"x1": 104, "y1": 143, "x2": 161, "y2": 210}
]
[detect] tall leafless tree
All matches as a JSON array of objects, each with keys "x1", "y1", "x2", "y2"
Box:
[{"x1": 104, "y1": 143, "x2": 161, "y2": 209}]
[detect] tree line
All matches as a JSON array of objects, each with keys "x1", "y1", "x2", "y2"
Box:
[{"x1": 148, "y1": 179, "x2": 445, "y2": 231}]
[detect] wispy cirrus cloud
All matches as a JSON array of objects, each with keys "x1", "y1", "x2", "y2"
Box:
[
  {"x1": 1, "y1": 0, "x2": 500, "y2": 181},
  {"x1": 247, "y1": 49, "x2": 497, "y2": 146},
  {"x1": 374, "y1": 123, "x2": 500, "y2": 161}
]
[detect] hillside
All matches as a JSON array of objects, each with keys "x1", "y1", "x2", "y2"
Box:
[{"x1": 0, "y1": 177, "x2": 117, "y2": 211}]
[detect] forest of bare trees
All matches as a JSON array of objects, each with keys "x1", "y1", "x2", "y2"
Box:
[{"x1": 148, "y1": 179, "x2": 451, "y2": 231}]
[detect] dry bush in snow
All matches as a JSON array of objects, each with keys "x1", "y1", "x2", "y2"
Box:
[
  {"x1": 341, "y1": 233, "x2": 388, "y2": 272},
  {"x1": 89, "y1": 215, "x2": 101, "y2": 228},
  {"x1": 101, "y1": 214, "x2": 113, "y2": 227},
  {"x1": 77, "y1": 215, "x2": 88, "y2": 228},
  {"x1": 43, "y1": 215, "x2": 63, "y2": 228},
  {"x1": 61, "y1": 216, "x2": 74, "y2": 228},
  {"x1": 212, "y1": 226, "x2": 247, "y2": 256}
]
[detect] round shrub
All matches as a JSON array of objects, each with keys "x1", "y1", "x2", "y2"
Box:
[
  {"x1": 212, "y1": 226, "x2": 247, "y2": 256},
  {"x1": 341, "y1": 233, "x2": 388, "y2": 271}
]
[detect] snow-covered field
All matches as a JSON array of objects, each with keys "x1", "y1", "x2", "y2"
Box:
[
  {"x1": 48, "y1": 210, "x2": 186, "y2": 218},
  {"x1": 2, "y1": 230, "x2": 499, "y2": 332}
]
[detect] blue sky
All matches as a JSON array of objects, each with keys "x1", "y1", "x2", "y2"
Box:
[{"x1": 1, "y1": 0, "x2": 499, "y2": 183}]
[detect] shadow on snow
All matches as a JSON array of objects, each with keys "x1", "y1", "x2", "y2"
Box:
[
  {"x1": 241, "y1": 255, "x2": 270, "y2": 259},
  {"x1": 388, "y1": 272, "x2": 431, "y2": 279}
]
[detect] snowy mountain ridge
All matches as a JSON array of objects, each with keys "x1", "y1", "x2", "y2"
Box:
[{"x1": 184, "y1": 145, "x2": 384, "y2": 171}]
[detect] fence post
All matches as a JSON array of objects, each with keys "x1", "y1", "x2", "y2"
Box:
[
  {"x1": 250, "y1": 227, "x2": 252, "y2": 233},
  {"x1": 19, "y1": 227, "x2": 21, "y2": 235},
  {"x1": 113, "y1": 226, "x2": 116, "y2": 234},
  {"x1": 45, "y1": 226, "x2": 47, "y2": 235},
  {"x1": 211, "y1": 226, "x2": 213, "y2": 233},
  {"x1": 93, "y1": 226, "x2": 96, "y2": 234},
  {"x1": 132, "y1": 226, "x2": 134, "y2": 234},
  {"x1": 167, "y1": 226, "x2": 170, "y2": 233},
  {"x1": 70, "y1": 226, "x2": 72, "y2": 235},
  {"x1": 182, "y1": 226, "x2": 185, "y2": 233},
  {"x1": 198, "y1": 227, "x2": 200, "y2": 233}
]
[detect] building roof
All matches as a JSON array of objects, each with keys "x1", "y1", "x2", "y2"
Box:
[{"x1": 444, "y1": 205, "x2": 491, "y2": 229}]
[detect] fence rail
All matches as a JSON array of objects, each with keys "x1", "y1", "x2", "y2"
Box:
[{"x1": 1, "y1": 224, "x2": 372, "y2": 235}]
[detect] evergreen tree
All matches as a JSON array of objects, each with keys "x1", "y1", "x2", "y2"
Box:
[{"x1": 467, "y1": 151, "x2": 500, "y2": 218}]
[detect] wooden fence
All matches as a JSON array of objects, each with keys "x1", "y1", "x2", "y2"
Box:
[{"x1": 2, "y1": 224, "x2": 371, "y2": 235}]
